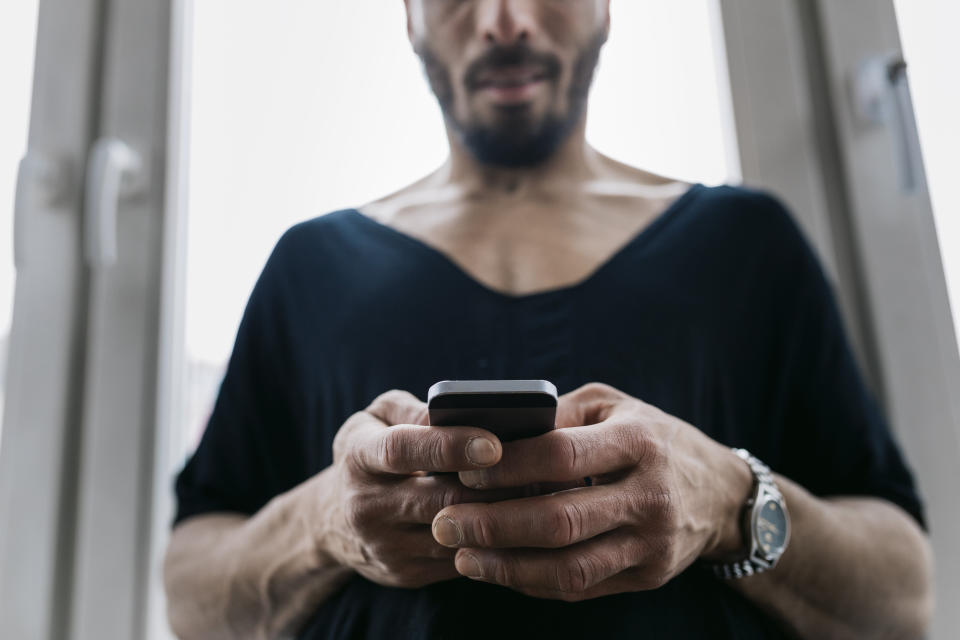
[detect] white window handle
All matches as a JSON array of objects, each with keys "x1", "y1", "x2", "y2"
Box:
[{"x1": 84, "y1": 138, "x2": 143, "y2": 267}]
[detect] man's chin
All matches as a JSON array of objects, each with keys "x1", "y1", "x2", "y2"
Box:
[
  {"x1": 456, "y1": 106, "x2": 582, "y2": 166},
  {"x1": 456, "y1": 128, "x2": 565, "y2": 168}
]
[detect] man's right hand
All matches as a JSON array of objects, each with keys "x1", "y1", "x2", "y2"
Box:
[{"x1": 313, "y1": 388, "x2": 520, "y2": 589}]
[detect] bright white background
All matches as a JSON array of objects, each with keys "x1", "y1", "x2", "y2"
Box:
[{"x1": 0, "y1": 0, "x2": 40, "y2": 443}]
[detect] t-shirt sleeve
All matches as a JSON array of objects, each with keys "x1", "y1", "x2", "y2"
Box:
[
  {"x1": 760, "y1": 193, "x2": 927, "y2": 530},
  {"x1": 172, "y1": 228, "x2": 308, "y2": 527}
]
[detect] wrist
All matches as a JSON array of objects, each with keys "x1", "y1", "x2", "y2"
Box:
[
  {"x1": 701, "y1": 445, "x2": 754, "y2": 562},
  {"x1": 293, "y1": 465, "x2": 348, "y2": 570}
]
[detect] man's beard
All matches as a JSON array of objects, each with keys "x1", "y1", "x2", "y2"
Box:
[{"x1": 417, "y1": 29, "x2": 606, "y2": 168}]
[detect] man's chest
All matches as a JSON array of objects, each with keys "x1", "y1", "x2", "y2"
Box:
[{"x1": 355, "y1": 201, "x2": 672, "y2": 297}]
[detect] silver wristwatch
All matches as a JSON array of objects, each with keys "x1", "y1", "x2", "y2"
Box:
[{"x1": 709, "y1": 448, "x2": 790, "y2": 580}]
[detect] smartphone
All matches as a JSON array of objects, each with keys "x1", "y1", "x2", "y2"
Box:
[{"x1": 427, "y1": 379, "x2": 557, "y2": 442}]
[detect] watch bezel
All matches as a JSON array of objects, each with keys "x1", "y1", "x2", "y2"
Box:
[{"x1": 747, "y1": 487, "x2": 790, "y2": 569}]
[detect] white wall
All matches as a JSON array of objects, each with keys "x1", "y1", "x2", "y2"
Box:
[
  {"x1": 893, "y1": 0, "x2": 960, "y2": 354},
  {"x1": 0, "y1": 1, "x2": 40, "y2": 450}
]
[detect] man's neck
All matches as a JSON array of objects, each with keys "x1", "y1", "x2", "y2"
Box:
[{"x1": 440, "y1": 116, "x2": 603, "y2": 202}]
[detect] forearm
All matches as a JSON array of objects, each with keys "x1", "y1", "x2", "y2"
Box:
[
  {"x1": 729, "y1": 474, "x2": 934, "y2": 639},
  {"x1": 163, "y1": 466, "x2": 353, "y2": 640}
]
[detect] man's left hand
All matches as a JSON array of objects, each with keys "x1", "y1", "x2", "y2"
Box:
[{"x1": 430, "y1": 381, "x2": 754, "y2": 601}]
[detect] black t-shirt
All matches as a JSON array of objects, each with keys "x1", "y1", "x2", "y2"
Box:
[{"x1": 173, "y1": 183, "x2": 926, "y2": 639}]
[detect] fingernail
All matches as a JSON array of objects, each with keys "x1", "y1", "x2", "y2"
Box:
[
  {"x1": 433, "y1": 516, "x2": 463, "y2": 547},
  {"x1": 457, "y1": 553, "x2": 484, "y2": 578},
  {"x1": 459, "y1": 470, "x2": 488, "y2": 488},
  {"x1": 465, "y1": 437, "x2": 498, "y2": 466}
]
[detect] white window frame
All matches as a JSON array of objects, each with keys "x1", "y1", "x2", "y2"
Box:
[
  {"x1": 720, "y1": 1, "x2": 960, "y2": 635},
  {"x1": 0, "y1": 0, "x2": 178, "y2": 637},
  {"x1": 0, "y1": 0, "x2": 105, "y2": 635}
]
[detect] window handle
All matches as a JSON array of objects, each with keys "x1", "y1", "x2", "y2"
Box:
[
  {"x1": 84, "y1": 138, "x2": 144, "y2": 267},
  {"x1": 851, "y1": 52, "x2": 925, "y2": 194}
]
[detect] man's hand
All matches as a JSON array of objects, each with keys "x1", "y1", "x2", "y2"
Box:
[
  {"x1": 320, "y1": 389, "x2": 531, "y2": 589},
  {"x1": 429, "y1": 381, "x2": 753, "y2": 601}
]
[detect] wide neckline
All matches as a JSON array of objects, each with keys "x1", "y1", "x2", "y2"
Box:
[{"x1": 349, "y1": 182, "x2": 704, "y2": 302}]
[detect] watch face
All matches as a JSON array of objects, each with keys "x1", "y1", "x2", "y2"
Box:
[{"x1": 755, "y1": 498, "x2": 788, "y2": 555}]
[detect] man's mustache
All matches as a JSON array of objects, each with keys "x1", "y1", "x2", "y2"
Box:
[{"x1": 464, "y1": 44, "x2": 562, "y2": 90}]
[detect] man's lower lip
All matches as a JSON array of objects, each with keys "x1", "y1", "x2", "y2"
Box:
[{"x1": 477, "y1": 78, "x2": 545, "y2": 103}]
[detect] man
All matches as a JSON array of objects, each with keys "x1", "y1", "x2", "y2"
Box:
[{"x1": 164, "y1": 1, "x2": 934, "y2": 638}]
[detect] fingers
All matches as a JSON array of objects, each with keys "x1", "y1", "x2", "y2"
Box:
[
  {"x1": 396, "y1": 475, "x2": 535, "y2": 524},
  {"x1": 360, "y1": 557, "x2": 461, "y2": 590},
  {"x1": 554, "y1": 382, "x2": 628, "y2": 429},
  {"x1": 458, "y1": 420, "x2": 648, "y2": 488},
  {"x1": 351, "y1": 423, "x2": 503, "y2": 475},
  {"x1": 378, "y1": 526, "x2": 458, "y2": 561},
  {"x1": 343, "y1": 389, "x2": 506, "y2": 474},
  {"x1": 453, "y1": 528, "x2": 644, "y2": 597},
  {"x1": 432, "y1": 484, "x2": 627, "y2": 549},
  {"x1": 507, "y1": 568, "x2": 641, "y2": 602},
  {"x1": 365, "y1": 389, "x2": 430, "y2": 427}
]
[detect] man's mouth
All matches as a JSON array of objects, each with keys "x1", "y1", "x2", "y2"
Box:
[
  {"x1": 473, "y1": 66, "x2": 550, "y2": 104},
  {"x1": 473, "y1": 66, "x2": 549, "y2": 90}
]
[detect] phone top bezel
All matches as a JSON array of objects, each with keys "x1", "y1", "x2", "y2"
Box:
[{"x1": 427, "y1": 379, "x2": 557, "y2": 404}]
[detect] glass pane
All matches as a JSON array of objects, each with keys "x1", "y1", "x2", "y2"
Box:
[
  {"x1": 0, "y1": 1, "x2": 40, "y2": 450},
  {"x1": 177, "y1": 0, "x2": 737, "y2": 463},
  {"x1": 893, "y1": 0, "x2": 960, "y2": 352}
]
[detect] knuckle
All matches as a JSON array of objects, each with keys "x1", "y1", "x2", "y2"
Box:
[
  {"x1": 471, "y1": 514, "x2": 496, "y2": 548},
  {"x1": 643, "y1": 540, "x2": 677, "y2": 588},
  {"x1": 424, "y1": 432, "x2": 449, "y2": 469},
  {"x1": 640, "y1": 565, "x2": 671, "y2": 590},
  {"x1": 578, "y1": 381, "x2": 613, "y2": 397},
  {"x1": 422, "y1": 490, "x2": 456, "y2": 524},
  {"x1": 628, "y1": 427, "x2": 659, "y2": 465},
  {"x1": 625, "y1": 533, "x2": 649, "y2": 566},
  {"x1": 333, "y1": 412, "x2": 367, "y2": 462},
  {"x1": 551, "y1": 501, "x2": 584, "y2": 547},
  {"x1": 575, "y1": 382, "x2": 624, "y2": 407},
  {"x1": 558, "y1": 555, "x2": 594, "y2": 593},
  {"x1": 370, "y1": 389, "x2": 424, "y2": 425},
  {"x1": 379, "y1": 430, "x2": 407, "y2": 471},
  {"x1": 375, "y1": 388, "x2": 409, "y2": 409},
  {"x1": 553, "y1": 433, "x2": 582, "y2": 477},
  {"x1": 492, "y1": 558, "x2": 515, "y2": 587},
  {"x1": 619, "y1": 423, "x2": 649, "y2": 464},
  {"x1": 645, "y1": 486, "x2": 677, "y2": 524},
  {"x1": 395, "y1": 489, "x2": 423, "y2": 522},
  {"x1": 439, "y1": 485, "x2": 465, "y2": 511},
  {"x1": 635, "y1": 574, "x2": 661, "y2": 590},
  {"x1": 344, "y1": 497, "x2": 371, "y2": 533}
]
